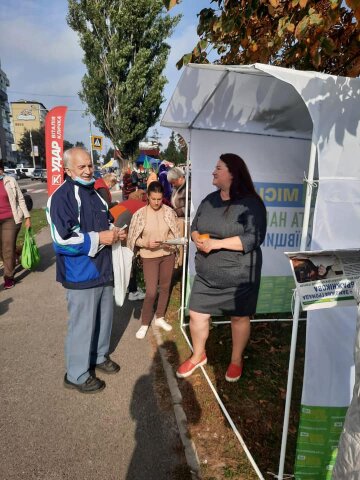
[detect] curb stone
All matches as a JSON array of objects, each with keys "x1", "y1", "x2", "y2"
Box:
[{"x1": 152, "y1": 324, "x2": 202, "y2": 480}]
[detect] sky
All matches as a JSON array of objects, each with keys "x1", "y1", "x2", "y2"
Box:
[{"x1": 0, "y1": 0, "x2": 210, "y2": 153}]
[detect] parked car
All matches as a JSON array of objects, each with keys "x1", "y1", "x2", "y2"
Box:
[
  {"x1": 4, "y1": 169, "x2": 19, "y2": 180},
  {"x1": 21, "y1": 167, "x2": 35, "y2": 178},
  {"x1": 16, "y1": 169, "x2": 28, "y2": 179},
  {"x1": 40, "y1": 169, "x2": 47, "y2": 182},
  {"x1": 31, "y1": 168, "x2": 43, "y2": 181}
]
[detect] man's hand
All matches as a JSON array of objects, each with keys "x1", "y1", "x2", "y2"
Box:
[
  {"x1": 24, "y1": 217, "x2": 31, "y2": 229},
  {"x1": 99, "y1": 228, "x2": 128, "y2": 245}
]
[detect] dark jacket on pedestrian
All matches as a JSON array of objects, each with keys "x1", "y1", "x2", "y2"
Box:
[
  {"x1": 158, "y1": 164, "x2": 172, "y2": 201},
  {"x1": 46, "y1": 177, "x2": 113, "y2": 290}
]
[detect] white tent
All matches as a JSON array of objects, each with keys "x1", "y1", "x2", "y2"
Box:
[{"x1": 161, "y1": 63, "x2": 360, "y2": 479}]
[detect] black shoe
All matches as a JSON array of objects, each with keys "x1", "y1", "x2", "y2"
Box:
[
  {"x1": 64, "y1": 374, "x2": 105, "y2": 393},
  {"x1": 92, "y1": 357, "x2": 120, "y2": 374}
]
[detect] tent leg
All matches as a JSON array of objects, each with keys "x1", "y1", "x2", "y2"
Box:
[
  {"x1": 180, "y1": 131, "x2": 191, "y2": 329},
  {"x1": 277, "y1": 138, "x2": 317, "y2": 479},
  {"x1": 278, "y1": 295, "x2": 301, "y2": 479}
]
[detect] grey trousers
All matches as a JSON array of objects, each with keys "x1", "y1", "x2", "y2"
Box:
[{"x1": 65, "y1": 286, "x2": 114, "y2": 384}]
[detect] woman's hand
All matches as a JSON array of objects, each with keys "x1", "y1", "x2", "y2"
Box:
[
  {"x1": 148, "y1": 239, "x2": 161, "y2": 249},
  {"x1": 197, "y1": 238, "x2": 219, "y2": 254},
  {"x1": 25, "y1": 218, "x2": 31, "y2": 229}
]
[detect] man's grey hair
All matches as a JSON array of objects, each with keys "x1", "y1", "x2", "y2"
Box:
[
  {"x1": 63, "y1": 147, "x2": 90, "y2": 169},
  {"x1": 167, "y1": 166, "x2": 185, "y2": 182}
]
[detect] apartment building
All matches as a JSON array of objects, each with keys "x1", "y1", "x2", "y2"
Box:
[
  {"x1": 11, "y1": 100, "x2": 48, "y2": 149},
  {"x1": 0, "y1": 59, "x2": 14, "y2": 164}
]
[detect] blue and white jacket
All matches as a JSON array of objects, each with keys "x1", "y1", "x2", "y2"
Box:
[{"x1": 46, "y1": 177, "x2": 113, "y2": 289}]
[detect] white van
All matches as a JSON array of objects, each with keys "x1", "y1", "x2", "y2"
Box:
[{"x1": 18, "y1": 167, "x2": 35, "y2": 178}]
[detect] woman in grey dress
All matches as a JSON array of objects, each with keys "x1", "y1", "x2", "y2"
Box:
[{"x1": 176, "y1": 153, "x2": 266, "y2": 382}]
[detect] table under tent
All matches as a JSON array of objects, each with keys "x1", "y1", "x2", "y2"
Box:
[{"x1": 161, "y1": 63, "x2": 360, "y2": 479}]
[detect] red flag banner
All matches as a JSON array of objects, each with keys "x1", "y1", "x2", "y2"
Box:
[{"x1": 45, "y1": 106, "x2": 67, "y2": 196}]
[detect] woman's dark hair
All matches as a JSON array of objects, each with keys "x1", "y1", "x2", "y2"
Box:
[
  {"x1": 0, "y1": 160, "x2": 4, "y2": 171},
  {"x1": 147, "y1": 180, "x2": 164, "y2": 195},
  {"x1": 219, "y1": 153, "x2": 264, "y2": 206}
]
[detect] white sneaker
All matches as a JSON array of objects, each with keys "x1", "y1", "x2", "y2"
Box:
[
  {"x1": 128, "y1": 290, "x2": 146, "y2": 301},
  {"x1": 136, "y1": 325, "x2": 149, "y2": 339},
  {"x1": 154, "y1": 317, "x2": 172, "y2": 332}
]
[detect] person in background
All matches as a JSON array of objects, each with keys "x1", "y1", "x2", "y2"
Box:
[
  {"x1": 47, "y1": 147, "x2": 126, "y2": 394},
  {"x1": 158, "y1": 163, "x2": 172, "y2": 201},
  {"x1": 94, "y1": 172, "x2": 119, "y2": 208},
  {"x1": 167, "y1": 167, "x2": 186, "y2": 218},
  {"x1": 122, "y1": 168, "x2": 136, "y2": 201},
  {"x1": 110, "y1": 199, "x2": 146, "y2": 301},
  {"x1": 146, "y1": 168, "x2": 157, "y2": 188},
  {"x1": 128, "y1": 189, "x2": 147, "y2": 203},
  {"x1": 127, "y1": 181, "x2": 180, "y2": 339},
  {"x1": 0, "y1": 160, "x2": 31, "y2": 289},
  {"x1": 136, "y1": 165, "x2": 148, "y2": 191},
  {"x1": 167, "y1": 166, "x2": 187, "y2": 267},
  {"x1": 176, "y1": 153, "x2": 267, "y2": 382}
]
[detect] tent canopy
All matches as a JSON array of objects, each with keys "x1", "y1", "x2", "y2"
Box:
[
  {"x1": 162, "y1": 64, "x2": 313, "y2": 140},
  {"x1": 136, "y1": 153, "x2": 160, "y2": 167}
]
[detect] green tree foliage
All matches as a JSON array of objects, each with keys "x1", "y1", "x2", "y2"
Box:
[
  {"x1": 176, "y1": 132, "x2": 187, "y2": 162},
  {"x1": 165, "y1": 0, "x2": 360, "y2": 77},
  {"x1": 105, "y1": 147, "x2": 115, "y2": 163},
  {"x1": 19, "y1": 128, "x2": 77, "y2": 161},
  {"x1": 161, "y1": 131, "x2": 187, "y2": 164},
  {"x1": 67, "y1": 0, "x2": 180, "y2": 158},
  {"x1": 64, "y1": 140, "x2": 74, "y2": 151},
  {"x1": 18, "y1": 126, "x2": 46, "y2": 161}
]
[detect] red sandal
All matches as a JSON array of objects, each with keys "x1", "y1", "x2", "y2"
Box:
[
  {"x1": 225, "y1": 360, "x2": 244, "y2": 382},
  {"x1": 176, "y1": 353, "x2": 207, "y2": 379}
]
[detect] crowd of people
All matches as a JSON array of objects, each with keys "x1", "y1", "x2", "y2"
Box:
[{"x1": 2, "y1": 147, "x2": 267, "y2": 394}]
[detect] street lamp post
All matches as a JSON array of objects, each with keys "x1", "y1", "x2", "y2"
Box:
[
  {"x1": 29, "y1": 130, "x2": 36, "y2": 169},
  {"x1": 88, "y1": 115, "x2": 94, "y2": 164}
]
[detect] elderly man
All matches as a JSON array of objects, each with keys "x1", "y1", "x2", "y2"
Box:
[{"x1": 47, "y1": 148, "x2": 126, "y2": 394}]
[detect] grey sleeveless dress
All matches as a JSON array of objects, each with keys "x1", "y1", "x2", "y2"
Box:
[{"x1": 189, "y1": 191, "x2": 267, "y2": 316}]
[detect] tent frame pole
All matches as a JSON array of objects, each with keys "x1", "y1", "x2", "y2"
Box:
[
  {"x1": 277, "y1": 136, "x2": 317, "y2": 480},
  {"x1": 180, "y1": 129, "x2": 192, "y2": 329}
]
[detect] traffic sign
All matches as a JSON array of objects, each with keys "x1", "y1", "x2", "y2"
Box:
[{"x1": 92, "y1": 135, "x2": 103, "y2": 151}]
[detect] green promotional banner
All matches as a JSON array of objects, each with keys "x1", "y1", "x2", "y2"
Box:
[
  {"x1": 295, "y1": 405, "x2": 347, "y2": 479},
  {"x1": 257, "y1": 275, "x2": 295, "y2": 313}
]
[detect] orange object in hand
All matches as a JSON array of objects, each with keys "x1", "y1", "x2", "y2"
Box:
[{"x1": 198, "y1": 233, "x2": 210, "y2": 240}]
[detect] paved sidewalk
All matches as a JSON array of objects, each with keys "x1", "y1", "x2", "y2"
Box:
[{"x1": 0, "y1": 227, "x2": 189, "y2": 480}]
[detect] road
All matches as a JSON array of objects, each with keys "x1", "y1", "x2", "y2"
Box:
[{"x1": 18, "y1": 178, "x2": 123, "y2": 210}]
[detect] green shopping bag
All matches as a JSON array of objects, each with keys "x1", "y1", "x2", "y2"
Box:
[{"x1": 21, "y1": 227, "x2": 40, "y2": 270}]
